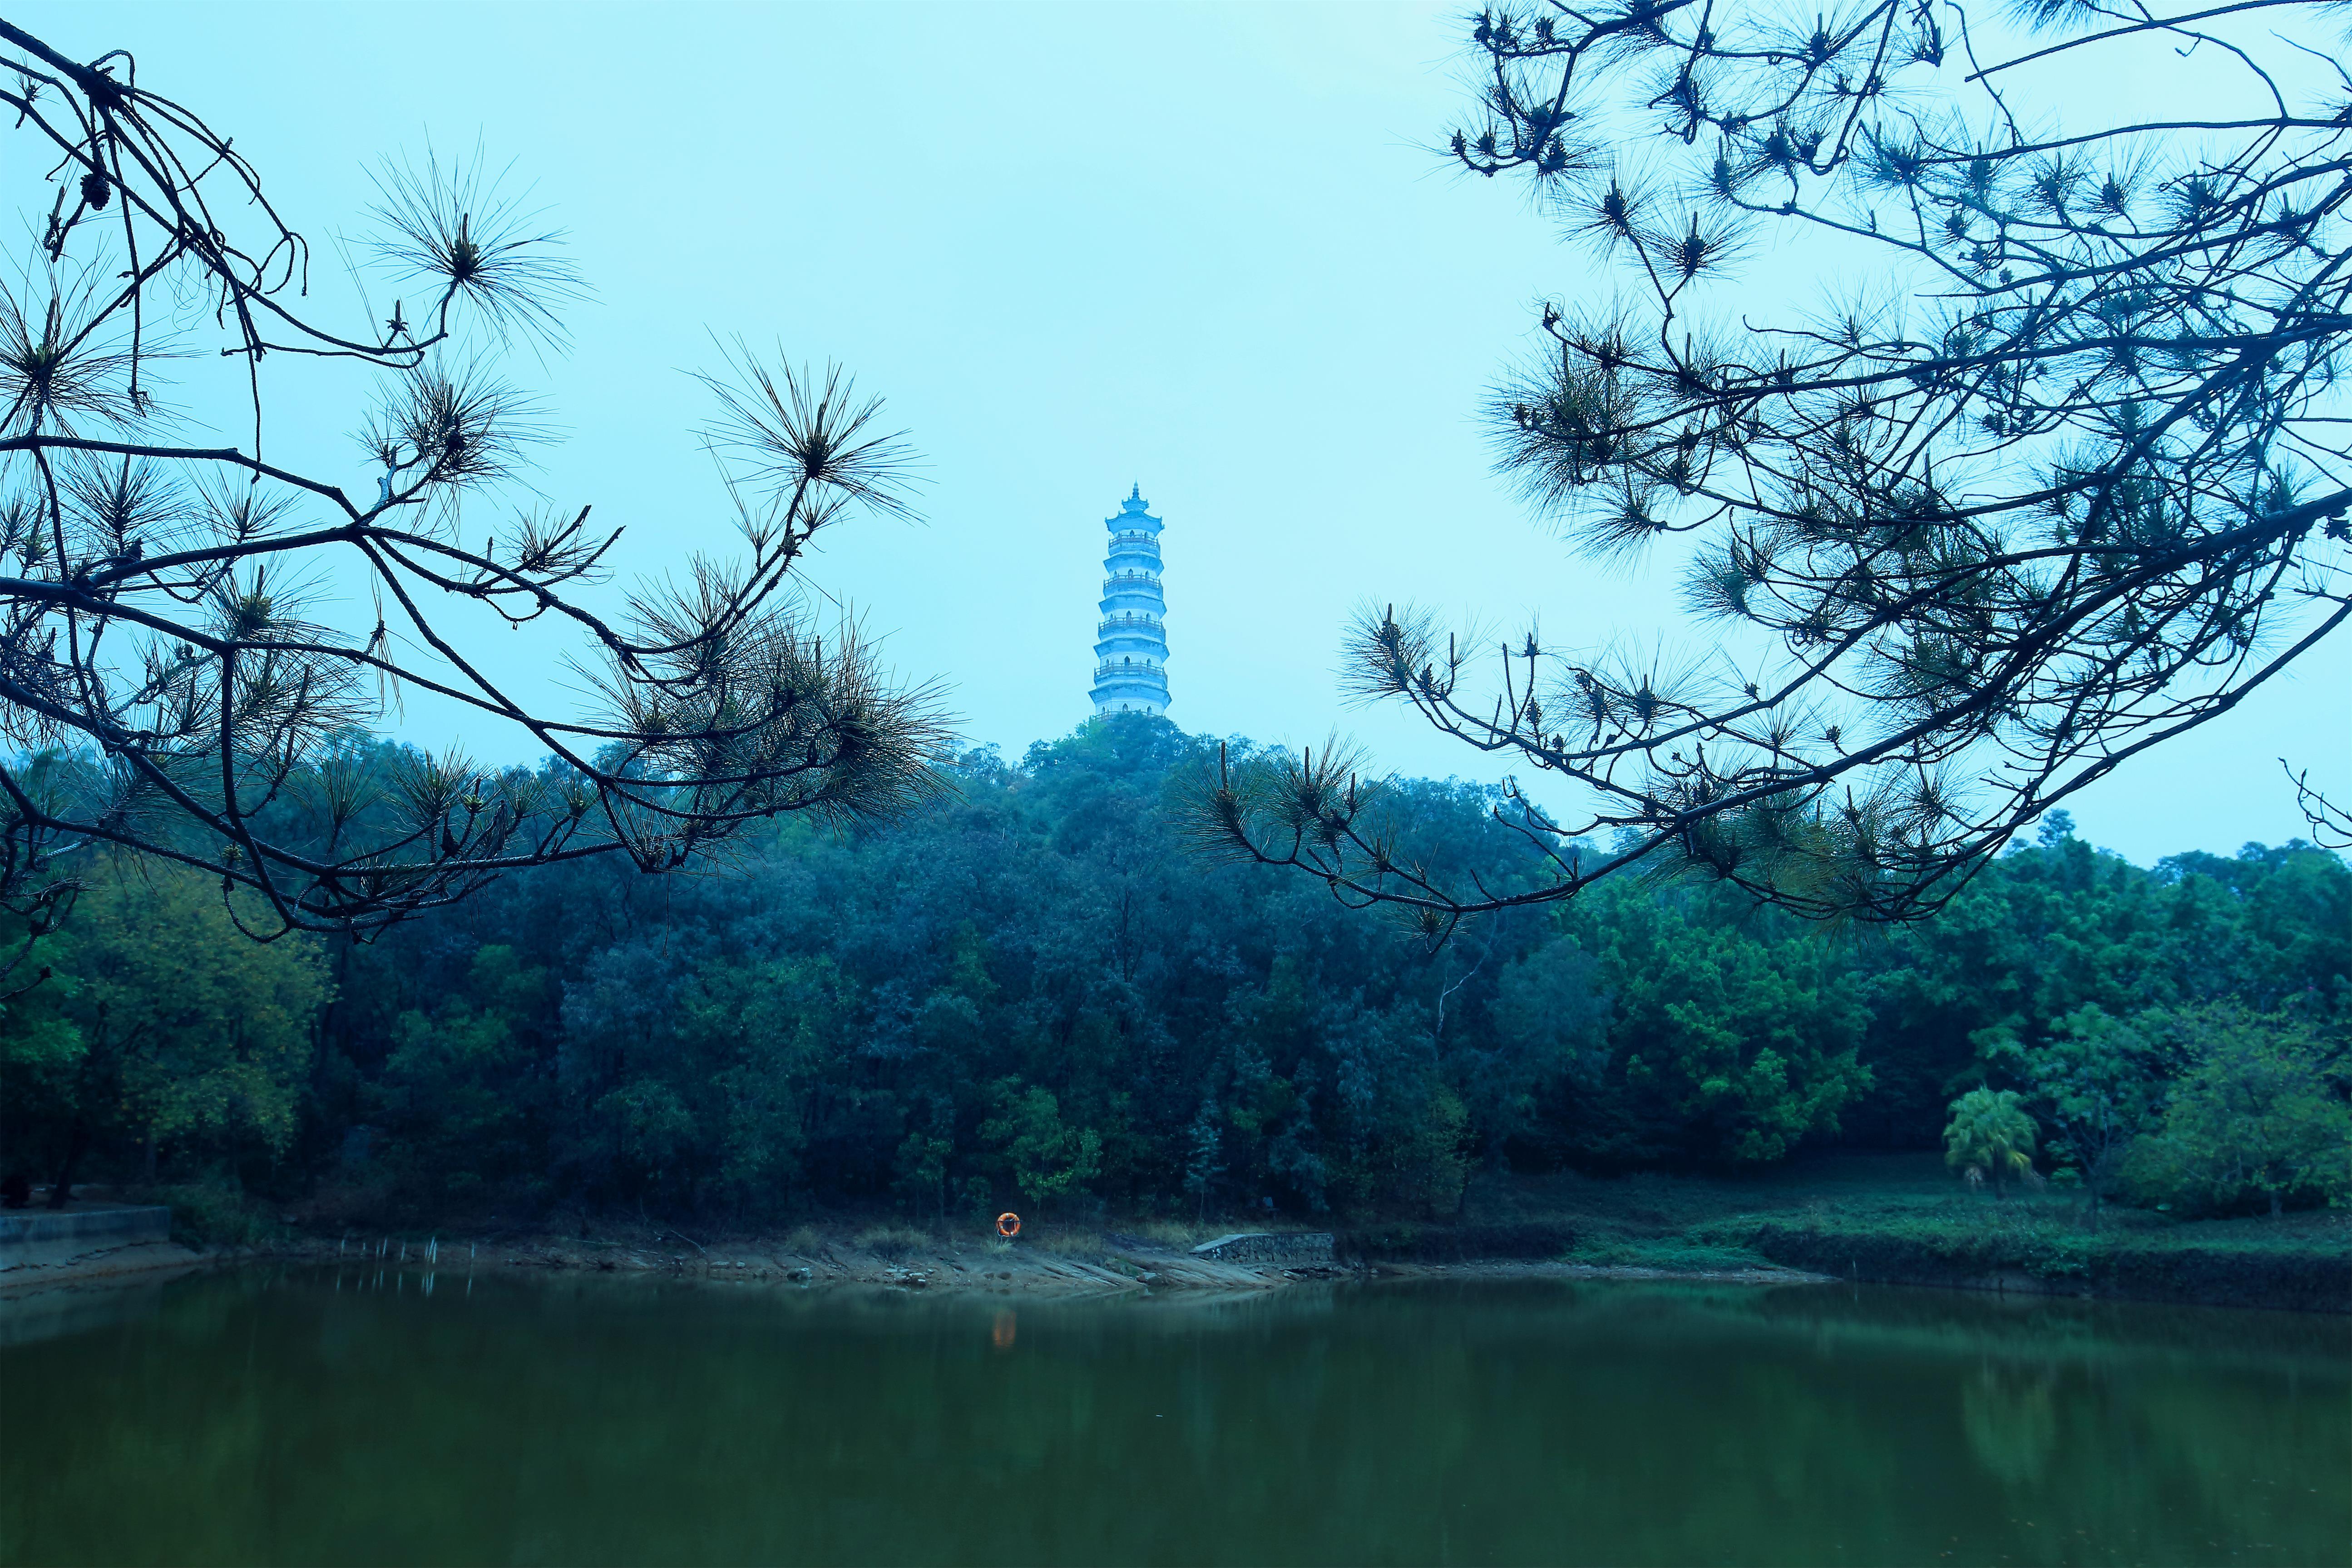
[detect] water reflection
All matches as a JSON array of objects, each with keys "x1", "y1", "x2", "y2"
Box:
[
  {"x1": 1960, "y1": 1367, "x2": 2058, "y2": 1484},
  {"x1": 1, "y1": 1271, "x2": 2343, "y2": 1567}
]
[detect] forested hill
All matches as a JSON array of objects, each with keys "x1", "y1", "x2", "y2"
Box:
[{"x1": 4, "y1": 716, "x2": 2346, "y2": 1225}]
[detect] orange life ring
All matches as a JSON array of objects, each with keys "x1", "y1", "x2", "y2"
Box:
[{"x1": 996, "y1": 1212, "x2": 1021, "y2": 1237}]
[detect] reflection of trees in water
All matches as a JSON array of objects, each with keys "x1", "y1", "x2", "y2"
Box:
[
  {"x1": 5, "y1": 1275, "x2": 2345, "y2": 1565},
  {"x1": 1947, "y1": 1347, "x2": 2347, "y2": 1543},
  {"x1": 1737, "y1": 1283, "x2": 2347, "y2": 1374},
  {"x1": 2133, "y1": 1375, "x2": 2349, "y2": 1545},
  {"x1": 1961, "y1": 1366, "x2": 2057, "y2": 1485}
]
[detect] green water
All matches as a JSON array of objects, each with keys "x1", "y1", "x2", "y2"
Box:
[{"x1": 1, "y1": 1269, "x2": 2344, "y2": 1567}]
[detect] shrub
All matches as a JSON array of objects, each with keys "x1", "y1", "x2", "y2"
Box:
[
  {"x1": 2122, "y1": 1009, "x2": 2351, "y2": 1215},
  {"x1": 160, "y1": 1179, "x2": 280, "y2": 1248}
]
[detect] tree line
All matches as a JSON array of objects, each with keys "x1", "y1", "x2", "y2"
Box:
[{"x1": 3, "y1": 715, "x2": 2343, "y2": 1226}]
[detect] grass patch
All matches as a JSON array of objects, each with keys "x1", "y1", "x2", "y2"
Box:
[
  {"x1": 1452, "y1": 1154, "x2": 2349, "y2": 1309},
  {"x1": 1340, "y1": 1220, "x2": 1579, "y2": 1262},
  {"x1": 1133, "y1": 1220, "x2": 1206, "y2": 1250},
  {"x1": 853, "y1": 1224, "x2": 931, "y2": 1259},
  {"x1": 1036, "y1": 1228, "x2": 1107, "y2": 1258},
  {"x1": 1570, "y1": 1237, "x2": 1775, "y2": 1272}
]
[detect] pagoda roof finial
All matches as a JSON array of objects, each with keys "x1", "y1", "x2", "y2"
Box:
[{"x1": 1129, "y1": 482, "x2": 1141, "y2": 501}]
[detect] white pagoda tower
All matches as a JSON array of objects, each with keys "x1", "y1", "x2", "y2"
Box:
[{"x1": 1090, "y1": 485, "x2": 1170, "y2": 716}]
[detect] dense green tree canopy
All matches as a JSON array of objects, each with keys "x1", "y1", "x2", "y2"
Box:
[{"x1": 1, "y1": 716, "x2": 2343, "y2": 1224}]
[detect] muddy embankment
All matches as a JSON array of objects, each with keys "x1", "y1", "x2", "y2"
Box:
[
  {"x1": 10, "y1": 1212, "x2": 2344, "y2": 1312},
  {"x1": 4, "y1": 1220, "x2": 1828, "y2": 1301}
]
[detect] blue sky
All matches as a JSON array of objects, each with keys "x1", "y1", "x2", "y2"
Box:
[{"x1": 11, "y1": 1, "x2": 2344, "y2": 864}]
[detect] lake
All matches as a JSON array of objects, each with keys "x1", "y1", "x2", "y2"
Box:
[{"x1": 1, "y1": 1267, "x2": 2344, "y2": 1566}]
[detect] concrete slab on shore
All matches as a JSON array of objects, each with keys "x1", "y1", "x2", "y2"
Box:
[{"x1": 1, "y1": 1206, "x2": 176, "y2": 1273}]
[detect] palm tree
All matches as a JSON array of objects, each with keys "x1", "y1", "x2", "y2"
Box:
[{"x1": 1945, "y1": 1088, "x2": 2037, "y2": 1199}]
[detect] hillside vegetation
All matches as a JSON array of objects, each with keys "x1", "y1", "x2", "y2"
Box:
[{"x1": 3, "y1": 717, "x2": 2345, "y2": 1247}]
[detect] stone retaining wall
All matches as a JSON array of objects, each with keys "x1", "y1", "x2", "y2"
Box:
[
  {"x1": 0, "y1": 1206, "x2": 173, "y2": 1270},
  {"x1": 1189, "y1": 1232, "x2": 1335, "y2": 1265}
]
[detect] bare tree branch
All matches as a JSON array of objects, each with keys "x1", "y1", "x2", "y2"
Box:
[
  {"x1": 1194, "y1": 0, "x2": 2350, "y2": 927},
  {"x1": 0, "y1": 19, "x2": 952, "y2": 938}
]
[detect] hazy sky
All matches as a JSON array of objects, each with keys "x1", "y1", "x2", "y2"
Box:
[{"x1": 11, "y1": 1, "x2": 2344, "y2": 865}]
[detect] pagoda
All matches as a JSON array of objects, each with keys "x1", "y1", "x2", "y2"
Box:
[{"x1": 1090, "y1": 485, "x2": 1170, "y2": 716}]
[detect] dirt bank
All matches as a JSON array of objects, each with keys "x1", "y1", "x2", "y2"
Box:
[
  {"x1": 5, "y1": 1222, "x2": 1834, "y2": 1299},
  {"x1": 268, "y1": 1229, "x2": 1826, "y2": 1294}
]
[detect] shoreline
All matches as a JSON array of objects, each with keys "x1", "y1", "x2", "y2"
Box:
[
  {"x1": 9, "y1": 1232, "x2": 2342, "y2": 1316},
  {"x1": 226, "y1": 1232, "x2": 1845, "y2": 1294},
  {"x1": 10, "y1": 1219, "x2": 2345, "y2": 1314},
  {"x1": 2, "y1": 1228, "x2": 1841, "y2": 1302},
  {"x1": 9, "y1": 1159, "x2": 2347, "y2": 1315}
]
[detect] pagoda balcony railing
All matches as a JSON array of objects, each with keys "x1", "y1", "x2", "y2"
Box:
[
  {"x1": 1097, "y1": 616, "x2": 1164, "y2": 640},
  {"x1": 1093, "y1": 661, "x2": 1166, "y2": 684},
  {"x1": 1103, "y1": 569, "x2": 1159, "y2": 584},
  {"x1": 1108, "y1": 530, "x2": 1159, "y2": 549}
]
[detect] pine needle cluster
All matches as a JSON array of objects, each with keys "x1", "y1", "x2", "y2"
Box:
[
  {"x1": 1200, "y1": 0, "x2": 2349, "y2": 926},
  {"x1": 0, "y1": 20, "x2": 951, "y2": 946}
]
